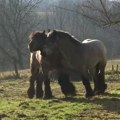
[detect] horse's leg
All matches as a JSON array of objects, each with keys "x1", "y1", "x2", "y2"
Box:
[
  {"x1": 27, "y1": 75, "x2": 35, "y2": 98},
  {"x1": 36, "y1": 72, "x2": 44, "y2": 98},
  {"x1": 43, "y1": 73, "x2": 53, "y2": 99},
  {"x1": 58, "y1": 72, "x2": 76, "y2": 97},
  {"x1": 81, "y1": 72, "x2": 94, "y2": 99},
  {"x1": 89, "y1": 68, "x2": 99, "y2": 95},
  {"x1": 97, "y1": 63, "x2": 107, "y2": 94}
]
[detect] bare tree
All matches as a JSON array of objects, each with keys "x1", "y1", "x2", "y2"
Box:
[
  {"x1": 49, "y1": 0, "x2": 97, "y2": 39},
  {"x1": 0, "y1": 0, "x2": 43, "y2": 78},
  {"x1": 77, "y1": 0, "x2": 120, "y2": 26}
]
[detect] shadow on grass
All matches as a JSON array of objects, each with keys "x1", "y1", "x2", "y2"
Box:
[
  {"x1": 60, "y1": 96, "x2": 86, "y2": 103},
  {"x1": 58, "y1": 93, "x2": 120, "y2": 113},
  {"x1": 94, "y1": 97, "x2": 120, "y2": 113},
  {"x1": 103, "y1": 92, "x2": 120, "y2": 98}
]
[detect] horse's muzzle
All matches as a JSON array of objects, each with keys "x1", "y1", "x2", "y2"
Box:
[{"x1": 43, "y1": 46, "x2": 53, "y2": 56}]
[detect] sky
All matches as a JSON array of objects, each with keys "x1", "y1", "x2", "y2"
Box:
[{"x1": 109, "y1": 0, "x2": 120, "y2": 1}]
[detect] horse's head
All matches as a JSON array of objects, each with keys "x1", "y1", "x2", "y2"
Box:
[
  {"x1": 44, "y1": 30, "x2": 69, "y2": 55},
  {"x1": 40, "y1": 30, "x2": 59, "y2": 55},
  {"x1": 28, "y1": 31, "x2": 47, "y2": 52},
  {"x1": 47, "y1": 30, "x2": 61, "y2": 43},
  {"x1": 46, "y1": 30, "x2": 63, "y2": 49}
]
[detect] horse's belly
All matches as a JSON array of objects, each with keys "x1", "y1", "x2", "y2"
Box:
[{"x1": 61, "y1": 58, "x2": 84, "y2": 73}]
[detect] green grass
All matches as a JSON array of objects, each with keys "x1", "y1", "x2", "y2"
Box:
[{"x1": 0, "y1": 60, "x2": 120, "y2": 120}]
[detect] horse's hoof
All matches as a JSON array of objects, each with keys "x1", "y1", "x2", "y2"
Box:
[
  {"x1": 64, "y1": 93, "x2": 76, "y2": 98},
  {"x1": 43, "y1": 95, "x2": 54, "y2": 100},
  {"x1": 36, "y1": 95, "x2": 43, "y2": 99},
  {"x1": 94, "y1": 84, "x2": 107, "y2": 95},
  {"x1": 94, "y1": 90, "x2": 100, "y2": 95},
  {"x1": 27, "y1": 93, "x2": 34, "y2": 99},
  {"x1": 71, "y1": 93, "x2": 76, "y2": 97},
  {"x1": 94, "y1": 88, "x2": 107, "y2": 95},
  {"x1": 87, "y1": 96, "x2": 95, "y2": 101},
  {"x1": 100, "y1": 84, "x2": 107, "y2": 93},
  {"x1": 27, "y1": 88, "x2": 35, "y2": 99}
]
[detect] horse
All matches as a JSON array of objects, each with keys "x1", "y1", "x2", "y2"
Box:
[
  {"x1": 28, "y1": 31, "x2": 76, "y2": 99},
  {"x1": 27, "y1": 51, "x2": 44, "y2": 98},
  {"x1": 45, "y1": 30, "x2": 107, "y2": 100}
]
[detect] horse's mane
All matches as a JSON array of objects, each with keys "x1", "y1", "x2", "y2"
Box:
[
  {"x1": 53, "y1": 30, "x2": 81, "y2": 46},
  {"x1": 29, "y1": 31, "x2": 46, "y2": 41},
  {"x1": 29, "y1": 31, "x2": 40, "y2": 39}
]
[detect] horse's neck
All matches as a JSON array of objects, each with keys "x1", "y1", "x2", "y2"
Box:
[
  {"x1": 58, "y1": 37, "x2": 83, "y2": 70},
  {"x1": 58, "y1": 37, "x2": 82, "y2": 54}
]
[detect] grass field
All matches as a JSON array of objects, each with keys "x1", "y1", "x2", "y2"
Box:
[{"x1": 0, "y1": 60, "x2": 120, "y2": 120}]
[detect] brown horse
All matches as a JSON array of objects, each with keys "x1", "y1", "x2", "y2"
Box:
[
  {"x1": 45, "y1": 30, "x2": 107, "y2": 100},
  {"x1": 27, "y1": 51, "x2": 43, "y2": 98},
  {"x1": 28, "y1": 31, "x2": 76, "y2": 99}
]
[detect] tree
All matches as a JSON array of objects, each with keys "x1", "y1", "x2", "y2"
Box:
[
  {"x1": 77, "y1": 0, "x2": 120, "y2": 57},
  {"x1": 47, "y1": 0, "x2": 91, "y2": 39},
  {"x1": 0, "y1": 0, "x2": 43, "y2": 78},
  {"x1": 77, "y1": 0, "x2": 120, "y2": 26},
  {"x1": 49, "y1": 0, "x2": 120, "y2": 58}
]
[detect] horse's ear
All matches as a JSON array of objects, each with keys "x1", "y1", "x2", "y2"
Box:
[
  {"x1": 48, "y1": 29, "x2": 50, "y2": 32},
  {"x1": 43, "y1": 30, "x2": 45, "y2": 34},
  {"x1": 29, "y1": 32, "x2": 34, "y2": 41},
  {"x1": 53, "y1": 30, "x2": 56, "y2": 32},
  {"x1": 53, "y1": 30, "x2": 57, "y2": 35}
]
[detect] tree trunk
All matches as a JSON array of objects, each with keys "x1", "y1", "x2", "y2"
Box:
[{"x1": 13, "y1": 58, "x2": 20, "y2": 79}]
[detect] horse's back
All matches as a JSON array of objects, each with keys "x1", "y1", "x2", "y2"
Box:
[
  {"x1": 82, "y1": 39, "x2": 107, "y2": 66},
  {"x1": 82, "y1": 39, "x2": 107, "y2": 55}
]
